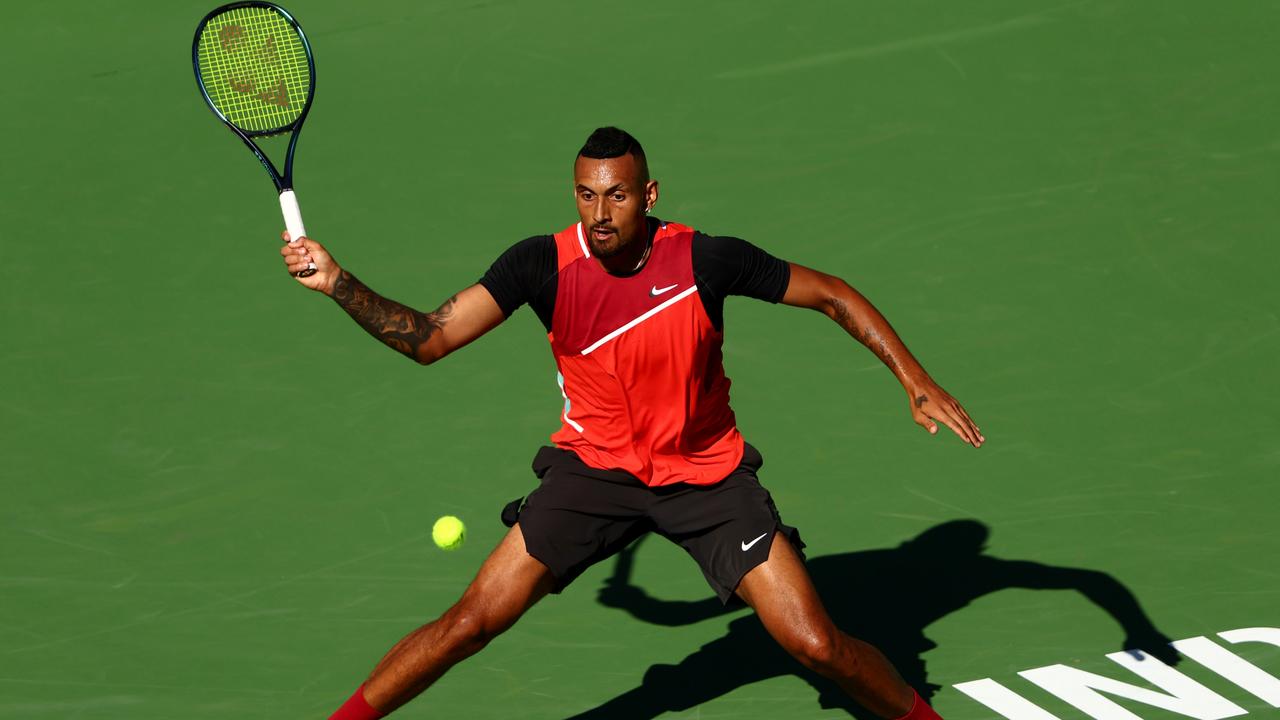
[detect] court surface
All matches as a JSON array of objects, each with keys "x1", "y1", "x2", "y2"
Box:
[{"x1": 2, "y1": 2, "x2": 1277, "y2": 718}]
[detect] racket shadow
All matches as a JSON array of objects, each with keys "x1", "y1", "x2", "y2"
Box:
[{"x1": 566, "y1": 519, "x2": 1179, "y2": 720}]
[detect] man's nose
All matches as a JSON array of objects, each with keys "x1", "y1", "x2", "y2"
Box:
[{"x1": 592, "y1": 197, "x2": 610, "y2": 224}]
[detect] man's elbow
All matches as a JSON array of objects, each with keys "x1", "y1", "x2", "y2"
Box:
[
  {"x1": 414, "y1": 345, "x2": 446, "y2": 366},
  {"x1": 818, "y1": 277, "x2": 856, "y2": 319}
]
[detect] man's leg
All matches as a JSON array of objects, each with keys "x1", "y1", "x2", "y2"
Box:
[
  {"x1": 735, "y1": 533, "x2": 935, "y2": 720},
  {"x1": 333, "y1": 523, "x2": 555, "y2": 718}
]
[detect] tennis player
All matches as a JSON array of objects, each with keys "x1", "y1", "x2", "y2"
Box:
[{"x1": 282, "y1": 127, "x2": 984, "y2": 720}]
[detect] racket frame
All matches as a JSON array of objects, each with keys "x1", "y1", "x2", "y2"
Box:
[
  {"x1": 192, "y1": 1, "x2": 316, "y2": 191},
  {"x1": 193, "y1": 1, "x2": 318, "y2": 276}
]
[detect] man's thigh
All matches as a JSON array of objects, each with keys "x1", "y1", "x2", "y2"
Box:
[
  {"x1": 734, "y1": 531, "x2": 829, "y2": 629},
  {"x1": 649, "y1": 445, "x2": 805, "y2": 603},
  {"x1": 459, "y1": 523, "x2": 558, "y2": 624},
  {"x1": 504, "y1": 446, "x2": 654, "y2": 593}
]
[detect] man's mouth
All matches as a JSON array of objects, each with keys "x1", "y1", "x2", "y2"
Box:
[{"x1": 592, "y1": 226, "x2": 616, "y2": 239}]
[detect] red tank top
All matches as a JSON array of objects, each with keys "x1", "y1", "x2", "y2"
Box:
[{"x1": 548, "y1": 221, "x2": 744, "y2": 487}]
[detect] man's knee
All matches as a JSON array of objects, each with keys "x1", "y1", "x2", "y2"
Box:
[
  {"x1": 785, "y1": 627, "x2": 849, "y2": 674},
  {"x1": 439, "y1": 602, "x2": 509, "y2": 656}
]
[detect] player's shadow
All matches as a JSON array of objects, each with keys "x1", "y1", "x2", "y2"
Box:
[{"x1": 565, "y1": 519, "x2": 1178, "y2": 720}]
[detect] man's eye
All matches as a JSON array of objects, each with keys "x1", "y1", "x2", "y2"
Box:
[
  {"x1": 581, "y1": 192, "x2": 594, "y2": 200},
  {"x1": 612, "y1": 194, "x2": 625, "y2": 201}
]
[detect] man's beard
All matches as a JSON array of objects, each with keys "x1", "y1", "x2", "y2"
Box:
[
  {"x1": 589, "y1": 238, "x2": 626, "y2": 258},
  {"x1": 588, "y1": 228, "x2": 626, "y2": 258}
]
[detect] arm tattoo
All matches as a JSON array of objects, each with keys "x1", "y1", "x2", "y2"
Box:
[
  {"x1": 915, "y1": 394, "x2": 928, "y2": 408},
  {"x1": 830, "y1": 297, "x2": 899, "y2": 372},
  {"x1": 331, "y1": 269, "x2": 456, "y2": 362}
]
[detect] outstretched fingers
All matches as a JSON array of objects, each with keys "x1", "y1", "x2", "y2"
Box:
[{"x1": 914, "y1": 393, "x2": 984, "y2": 448}]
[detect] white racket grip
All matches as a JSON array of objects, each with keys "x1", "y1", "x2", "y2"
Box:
[
  {"x1": 279, "y1": 189, "x2": 317, "y2": 276},
  {"x1": 279, "y1": 189, "x2": 307, "y2": 241}
]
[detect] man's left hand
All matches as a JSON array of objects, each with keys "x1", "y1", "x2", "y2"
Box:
[{"x1": 908, "y1": 381, "x2": 984, "y2": 447}]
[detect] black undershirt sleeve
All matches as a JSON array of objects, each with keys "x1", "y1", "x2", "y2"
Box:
[
  {"x1": 477, "y1": 235, "x2": 558, "y2": 331},
  {"x1": 691, "y1": 232, "x2": 791, "y2": 331}
]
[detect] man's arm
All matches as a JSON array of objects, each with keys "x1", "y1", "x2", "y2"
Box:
[
  {"x1": 781, "y1": 263, "x2": 984, "y2": 447},
  {"x1": 280, "y1": 232, "x2": 505, "y2": 364}
]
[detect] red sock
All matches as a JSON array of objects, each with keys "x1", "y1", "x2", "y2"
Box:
[
  {"x1": 895, "y1": 689, "x2": 942, "y2": 720},
  {"x1": 329, "y1": 684, "x2": 384, "y2": 720}
]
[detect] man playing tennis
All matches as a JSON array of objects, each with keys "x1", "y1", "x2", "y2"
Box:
[{"x1": 283, "y1": 127, "x2": 984, "y2": 720}]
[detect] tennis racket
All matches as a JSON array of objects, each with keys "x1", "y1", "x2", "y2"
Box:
[{"x1": 193, "y1": 2, "x2": 318, "y2": 277}]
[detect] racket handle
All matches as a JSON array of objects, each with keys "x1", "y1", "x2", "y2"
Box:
[{"x1": 280, "y1": 189, "x2": 317, "y2": 278}]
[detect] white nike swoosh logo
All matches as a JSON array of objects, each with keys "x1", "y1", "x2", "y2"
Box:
[
  {"x1": 650, "y1": 283, "x2": 679, "y2": 297},
  {"x1": 741, "y1": 532, "x2": 769, "y2": 552}
]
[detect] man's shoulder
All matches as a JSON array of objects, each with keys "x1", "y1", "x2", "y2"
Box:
[
  {"x1": 660, "y1": 219, "x2": 698, "y2": 235},
  {"x1": 492, "y1": 233, "x2": 555, "y2": 260},
  {"x1": 485, "y1": 234, "x2": 556, "y2": 275},
  {"x1": 690, "y1": 231, "x2": 756, "y2": 256},
  {"x1": 514, "y1": 233, "x2": 556, "y2": 248}
]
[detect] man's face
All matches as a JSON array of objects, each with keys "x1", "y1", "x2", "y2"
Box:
[{"x1": 573, "y1": 153, "x2": 658, "y2": 259}]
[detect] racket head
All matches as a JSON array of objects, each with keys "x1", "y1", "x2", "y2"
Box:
[{"x1": 193, "y1": 2, "x2": 315, "y2": 138}]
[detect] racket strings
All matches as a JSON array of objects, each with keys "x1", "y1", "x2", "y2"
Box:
[{"x1": 198, "y1": 6, "x2": 311, "y2": 134}]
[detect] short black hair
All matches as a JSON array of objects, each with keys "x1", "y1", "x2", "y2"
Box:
[{"x1": 578, "y1": 126, "x2": 646, "y2": 165}]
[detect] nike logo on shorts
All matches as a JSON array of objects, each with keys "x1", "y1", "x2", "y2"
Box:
[
  {"x1": 650, "y1": 283, "x2": 679, "y2": 297},
  {"x1": 741, "y1": 532, "x2": 769, "y2": 552}
]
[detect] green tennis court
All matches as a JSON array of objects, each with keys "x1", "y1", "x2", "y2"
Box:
[{"x1": 2, "y1": 2, "x2": 1277, "y2": 718}]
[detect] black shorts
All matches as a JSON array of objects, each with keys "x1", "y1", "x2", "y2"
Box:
[{"x1": 501, "y1": 443, "x2": 804, "y2": 603}]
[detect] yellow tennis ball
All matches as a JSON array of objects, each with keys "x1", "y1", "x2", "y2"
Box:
[{"x1": 432, "y1": 515, "x2": 465, "y2": 551}]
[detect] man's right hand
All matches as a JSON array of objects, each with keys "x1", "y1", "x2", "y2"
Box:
[
  {"x1": 284, "y1": 239, "x2": 507, "y2": 365},
  {"x1": 280, "y1": 230, "x2": 340, "y2": 295}
]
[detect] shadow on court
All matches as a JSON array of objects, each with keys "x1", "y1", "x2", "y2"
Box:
[{"x1": 565, "y1": 520, "x2": 1179, "y2": 719}]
